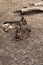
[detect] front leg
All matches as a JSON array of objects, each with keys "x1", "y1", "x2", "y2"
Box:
[{"x1": 15, "y1": 29, "x2": 23, "y2": 40}]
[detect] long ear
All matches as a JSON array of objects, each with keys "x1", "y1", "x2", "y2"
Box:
[{"x1": 21, "y1": 16, "x2": 24, "y2": 21}]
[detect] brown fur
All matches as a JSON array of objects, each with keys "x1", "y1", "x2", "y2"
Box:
[
  {"x1": 2, "y1": 16, "x2": 27, "y2": 32},
  {"x1": 16, "y1": 26, "x2": 31, "y2": 40}
]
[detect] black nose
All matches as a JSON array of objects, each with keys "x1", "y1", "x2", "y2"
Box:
[{"x1": 28, "y1": 29, "x2": 31, "y2": 32}]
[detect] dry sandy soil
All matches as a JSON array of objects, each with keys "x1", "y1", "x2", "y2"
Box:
[{"x1": 0, "y1": 0, "x2": 43, "y2": 65}]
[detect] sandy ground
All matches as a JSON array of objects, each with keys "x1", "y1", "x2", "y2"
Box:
[{"x1": 0, "y1": 0, "x2": 43, "y2": 65}]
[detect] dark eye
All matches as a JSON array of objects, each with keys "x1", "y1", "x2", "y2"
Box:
[
  {"x1": 28, "y1": 29, "x2": 31, "y2": 32},
  {"x1": 23, "y1": 21, "x2": 27, "y2": 25}
]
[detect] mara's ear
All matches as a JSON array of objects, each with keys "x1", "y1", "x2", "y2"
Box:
[
  {"x1": 23, "y1": 18, "x2": 27, "y2": 25},
  {"x1": 21, "y1": 16, "x2": 24, "y2": 21}
]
